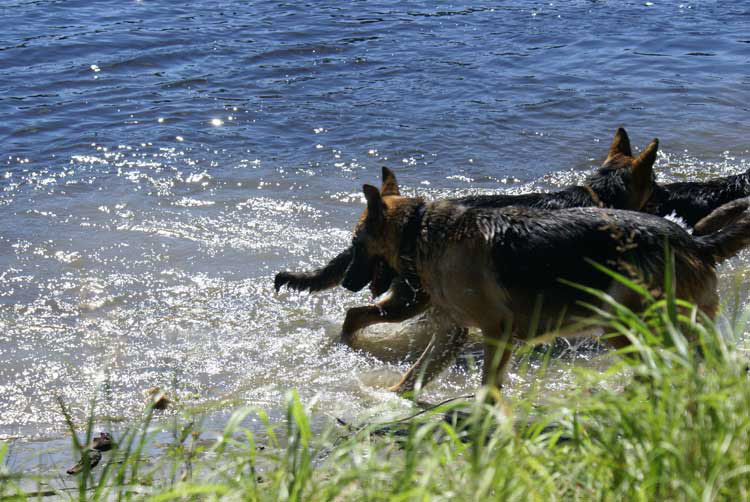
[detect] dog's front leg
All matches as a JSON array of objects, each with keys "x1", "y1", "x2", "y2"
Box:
[
  {"x1": 480, "y1": 322, "x2": 515, "y2": 399},
  {"x1": 340, "y1": 280, "x2": 429, "y2": 344}
]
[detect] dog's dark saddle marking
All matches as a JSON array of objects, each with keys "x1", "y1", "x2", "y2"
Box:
[{"x1": 646, "y1": 170, "x2": 750, "y2": 226}]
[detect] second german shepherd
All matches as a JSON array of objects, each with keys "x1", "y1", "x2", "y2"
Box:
[{"x1": 339, "y1": 171, "x2": 750, "y2": 392}]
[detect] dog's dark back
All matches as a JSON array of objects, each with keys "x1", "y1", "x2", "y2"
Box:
[
  {"x1": 454, "y1": 165, "x2": 645, "y2": 211},
  {"x1": 645, "y1": 170, "x2": 750, "y2": 225},
  {"x1": 411, "y1": 203, "x2": 749, "y2": 325},
  {"x1": 419, "y1": 206, "x2": 705, "y2": 295}
]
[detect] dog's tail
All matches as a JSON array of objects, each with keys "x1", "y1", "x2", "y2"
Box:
[
  {"x1": 694, "y1": 197, "x2": 750, "y2": 264},
  {"x1": 274, "y1": 247, "x2": 352, "y2": 292}
]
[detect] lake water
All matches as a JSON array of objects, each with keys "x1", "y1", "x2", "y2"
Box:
[{"x1": 2, "y1": 0, "x2": 750, "y2": 473}]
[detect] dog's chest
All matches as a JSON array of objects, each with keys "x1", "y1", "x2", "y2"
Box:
[{"x1": 417, "y1": 243, "x2": 509, "y2": 328}]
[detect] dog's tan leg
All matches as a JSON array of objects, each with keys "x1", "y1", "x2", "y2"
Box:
[
  {"x1": 481, "y1": 337, "x2": 513, "y2": 389},
  {"x1": 340, "y1": 282, "x2": 429, "y2": 344},
  {"x1": 341, "y1": 305, "x2": 384, "y2": 342},
  {"x1": 480, "y1": 321, "x2": 514, "y2": 395},
  {"x1": 388, "y1": 324, "x2": 468, "y2": 394}
]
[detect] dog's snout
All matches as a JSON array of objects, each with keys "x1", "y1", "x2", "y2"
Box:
[
  {"x1": 341, "y1": 253, "x2": 373, "y2": 292},
  {"x1": 341, "y1": 265, "x2": 369, "y2": 292}
]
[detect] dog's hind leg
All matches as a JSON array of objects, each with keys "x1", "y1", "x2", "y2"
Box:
[{"x1": 388, "y1": 323, "x2": 469, "y2": 394}]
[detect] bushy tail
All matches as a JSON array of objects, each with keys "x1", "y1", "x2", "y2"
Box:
[
  {"x1": 274, "y1": 247, "x2": 352, "y2": 292},
  {"x1": 694, "y1": 198, "x2": 750, "y2": 264}
]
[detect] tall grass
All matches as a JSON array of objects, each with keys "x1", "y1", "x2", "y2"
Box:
[{"x1": 4, "y1": 270, "x2": 750, "y2": 501}]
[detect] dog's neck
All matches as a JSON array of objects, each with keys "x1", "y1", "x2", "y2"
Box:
[
  {"x1": 398, "y1": 200, "x2": 425, "y2": 255},
  {"x1": 383, "y1": 198, "x2": 425, "y2": 277},
  {"x1": 581, "y1": 168, "x2": 636, "y2": 209}
]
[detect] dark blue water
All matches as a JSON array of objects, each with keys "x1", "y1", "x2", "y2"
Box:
[{"x1": 1, "y1": 0, "x2": 749, "y2": 466}]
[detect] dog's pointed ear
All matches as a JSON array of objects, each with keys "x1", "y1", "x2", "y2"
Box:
[
  {"x1": 363, "y1": 184, "x2": 384, "y2": 223},
  {"x1": 634, "y1": 138, "x2": 659, "y2": 169},
  {"x1": 606, "y1": 127, "x2": 633, "y2": 162},
  {"x1": 381, "y1": 166, "x2": 400, "y2": 196},
  {"x1": 631, "y1": 138, "x2": 659, "y2": 186}
]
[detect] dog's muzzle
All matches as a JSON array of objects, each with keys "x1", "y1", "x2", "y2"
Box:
[{"x1": 341, "y1": 245, "x2": 374, "y2": 292}]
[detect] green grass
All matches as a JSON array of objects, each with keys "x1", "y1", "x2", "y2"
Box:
[{"x1": 4, "y1": 275, "x2": 750, "y2": 501}]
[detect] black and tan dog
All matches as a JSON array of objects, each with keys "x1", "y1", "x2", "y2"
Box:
[
  {"x1": 338, "y1": 170, "x2": 750, "y2": 393},
  {"x1": 275, "y1": 130, "x2": 750, "y2": 389},
  {"x1": 275, "y1": 127, "x2": 658, "y2": 296},
  {"x1": 275, "y1": 130, "x2": 750, "y2": 392},
  {"x1": 385, "y1": 196, "x2": 750, "y2": 394}
]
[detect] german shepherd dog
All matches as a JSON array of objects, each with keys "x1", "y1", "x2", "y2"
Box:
[
  {"x1": 340, "y1": 170, "x2": 750, "y2": 393},
  {"x1": 275, "y1": 127, "x2": 658, "y2": 296},
  {"x1": 275, "y1": 131, "x2": 750, "y2": 393}
]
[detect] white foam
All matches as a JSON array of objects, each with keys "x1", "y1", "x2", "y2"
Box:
[{"x1": 663, "y1": 211, "x2": 692, "y2": 234}]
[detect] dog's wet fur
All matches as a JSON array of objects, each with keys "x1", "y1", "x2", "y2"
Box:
[
  {"x1": 646, "y1": 168, "x2": 750, "y2": 227},
  {"x1": 275, "y1": 127, "x2": 658, "y2": 296},
  {"x1": 340, "y1": 168, "x2": 750, "y2": 392}
]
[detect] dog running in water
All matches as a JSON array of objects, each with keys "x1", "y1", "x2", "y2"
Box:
[
  {"x1": 336, "y1": 169, "x2": 750, "y2": 394},
  {"x1": 386, "y1": 196, "x2": 750, "y2": 394}
]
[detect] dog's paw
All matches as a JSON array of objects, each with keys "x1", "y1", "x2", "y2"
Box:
[{"x1": 387, "y1": 382, "x2": 413, "y2": 394}]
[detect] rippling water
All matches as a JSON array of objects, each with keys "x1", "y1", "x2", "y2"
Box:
[{"x1": 2, "y1": 0, "x2": 750, "y2": 468}]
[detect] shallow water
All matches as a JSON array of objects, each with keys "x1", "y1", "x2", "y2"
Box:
[{"x1": 2, "y1": 0, "x2": 750, "y2": 473}]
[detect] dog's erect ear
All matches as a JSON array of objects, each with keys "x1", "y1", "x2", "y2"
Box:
[
  {"x1": 363, "y1": 184, "x2": 384, "y2": 224},
  {"x1": 631, "y1": 138, "x2": 659, "y2": 192},
  {"x1": 606, "y1": 127, "x2": 633, "y2": 162},
  {"x1": 634, "y1": 138, "x2": 659, "y2": 171},
  {"x1": 381, "y1": 166, "x2": 400, "y2": 196}
]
